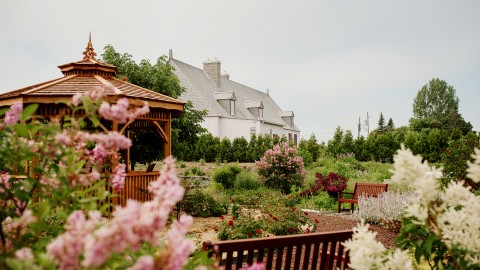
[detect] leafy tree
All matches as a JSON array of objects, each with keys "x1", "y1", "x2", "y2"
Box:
[
  {"x1": 327, "y1": 126, "x2": 344, "y2": 157},
  {"x1": 377, "y1": 112, "x2": 386, "y2": 134},
  {"x1": 298, "y1": 133, "x2": 321, "y2": 162},
  {"x1": 442, "y1": 131, "x2": 480, "y2": 189},
  {"x1": 342, "y1": 130, "x2": 355, "y2": 154},
  {"x1": 171, "y1": 101, "x2": 207, "y2": 161},
  {"x1": 410, "y1": 78, "x2": 472, "y2": 133},
  {"x1": 101, "y1": 45, "x2": 207, "y2": 162}
]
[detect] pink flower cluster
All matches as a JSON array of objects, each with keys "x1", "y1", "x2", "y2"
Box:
[
  {"x1": 4, "y1": 102, "x2": 23, "y2": 125},
  {"x1": 111, "y1": 163, "x2": 126, "y2": 191},
  {"x1": 47, "y1": 156, "x2": 193, "y2": 270},
  {"x1": 99, "y1": 98, "x2": 149, "y2": 124},
  {"x1": 164, "y1": 215, "x2": 195, "y2": 269},
  {"x1": 53, "y1": 130, "x2": 131, "y2": 188},
  {"x1": 1, "y1": 210, "x2": 37, "y2": 252}
]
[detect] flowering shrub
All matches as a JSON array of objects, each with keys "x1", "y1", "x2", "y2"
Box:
[
  {"x1": 344, "y1": 145, "x2": 480, "y2": 269},
  {"x1": 352, "y1": 191, "x2": 414, "y2": 232},
  {"x1": 300, "y1": 172, "x2": 348, "y2": 197},
  {"x1": 256, "y1": 143, "x2": 307, "y2": 193},
  {"x1": 0, "y1": 89, "x2": 212, "y2": 269},
  {"x1": 218, "y1": 192, "x2": 314, "y2": 240}
]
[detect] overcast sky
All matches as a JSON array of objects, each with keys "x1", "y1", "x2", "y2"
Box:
[{"x1": 1, "y1": 0, "x2": 479, "y2": 143}]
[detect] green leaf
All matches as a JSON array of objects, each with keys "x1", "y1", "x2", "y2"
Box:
[
  {"x1": 14, "y1": 189, "x2": 31, "y2": 201},
  {"x1": 0, "y1": 107, "x2": 8, "y2": 116},
  {"x1": 422, "y1": 233, "x2": 436, "y2": 256},
  {"x1": 21, "y1": 103, "x2": 39, "y2": 121},
  {"x1": 14, "y1": 124, "x2": 29, "y2": 138}
]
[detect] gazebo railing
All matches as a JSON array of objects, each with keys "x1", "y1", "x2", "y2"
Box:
[{"x1": 112, "y1": 171, "x2": 160, "y2": 207}]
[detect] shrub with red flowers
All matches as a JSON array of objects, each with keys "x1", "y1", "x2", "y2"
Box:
[
  {"x1": 218, "y1": 191, "x2": 314, "y2": 240},
  {"x1": 300, "y1": 172, "x2": 348, "y2": 197},
  {"x1": 256, "y1": 143, "x2": 307, "y2": 193}
]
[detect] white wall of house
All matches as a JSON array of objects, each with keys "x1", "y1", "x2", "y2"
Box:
[{"x1": 202, "y1": 116, "x2": 300, "y2": 144}]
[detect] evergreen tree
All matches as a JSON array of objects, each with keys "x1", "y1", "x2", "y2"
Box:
[
  {"x1": 386, "y1": 118, "x2": 395, "y2": 131},
  {"x1": 377, "y1": 112, "x2": 385, "y2": 134}
]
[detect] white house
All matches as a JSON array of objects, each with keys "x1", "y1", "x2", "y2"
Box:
[{"x1": 168, "y1": 51, "x2": 300, "y2": 144}]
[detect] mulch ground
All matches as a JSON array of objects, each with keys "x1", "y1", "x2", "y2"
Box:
[{"x1": 306, "y1": 212, "x2": 398, "y2": 249}]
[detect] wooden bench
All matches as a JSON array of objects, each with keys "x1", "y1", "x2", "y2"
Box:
[
  {"x1": 202, "y1": 230, "x2": 353, "y2": 270},
  {"x1": 337, "y1": 182, "x2": 388, "y2": 213}
]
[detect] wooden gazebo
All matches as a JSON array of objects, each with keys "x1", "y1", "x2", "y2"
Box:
[{"x1": 0, "y1": 35, "x2": 185, "y2": 205}]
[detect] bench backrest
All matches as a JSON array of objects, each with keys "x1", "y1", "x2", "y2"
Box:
[
  {"x1": 203, "y1": 230, "x2": 353, "y2": 270},
  {"x1": 353, "y1": 182, "x2": 388, "y2": 199}
]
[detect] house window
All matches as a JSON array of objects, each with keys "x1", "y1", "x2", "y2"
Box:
[
  {"x1": 230, "y1": 100, "x2": 235, "y2": 115},
  {"x1": 294, "y1": 134, "x2": 298, "y2": 145},
  {"x1": 288, "y1": 133, "x2": 292, "y2": 142},
  {"x1": 270, "y1": 129, "x2": 272, "y2": 137},
  {"x1": 250, "y1": 127, "x2": 256, "y2": 136},
  {"x1": 259, "y1": 108, "x2": 263, "y2": 119}
]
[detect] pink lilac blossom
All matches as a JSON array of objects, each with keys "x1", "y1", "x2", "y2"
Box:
[
  {"x1": 1, "y1": 171, "x2": 10, "y2": 189},
  {"x1": 72, "y1": 93, "x2": 83, "y2": 106},
  {"x1": 164, "y1": 215, "x2": 195, "y2": 270},
  {"x1": 244, "y1": 262, "x2": 265, "y2": 270},
  {"x1": 55, "y1": 132, "x2": 73, "y2": 146},
  {"x1": 47, "y1": 211, "x2": 102, "y2": 270},
  {"x1": 111, "y1": 163, "x2": 126, "y2": 191},
  {"x1": 129, "y1": 255, "x2": 154, "y2": 270},
  {"x1": 99, "y1": 98, "x2": 149, "y2": 124},
  {"x1": 15, "y1": 247, "x2": 33, "y2": 260},
  {"x1": 91, "y1": 143, "x2": 109, "y2": 162},
  {"x1": 4, "y1": 102, "x2": 23, "y2": 125},
  {"x1": 48, "y1": 157, "x2": 189, "y2": 269}
]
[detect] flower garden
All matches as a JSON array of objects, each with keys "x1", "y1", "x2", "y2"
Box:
[{"x1": 1, "y1": 90, "x2": 480, "y2": 269}]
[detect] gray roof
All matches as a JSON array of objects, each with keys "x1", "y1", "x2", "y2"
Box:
[
  {"x1": 244, "y1": 100, "x2": 264, "y2": 109},
  {"x1": 214, "y1": 91, "x2": 236, "y2": 100},
  {"x1": 169, "y1": 58, "x2": 300, "y2": 131}
]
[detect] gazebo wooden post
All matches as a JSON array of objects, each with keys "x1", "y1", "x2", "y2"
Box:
[
  {"x1": 126, "y1": 130, "x2": 131, "y2": 173},
  {"x1": 164, "y1": 113, "x2": 172, "y2": 158}
]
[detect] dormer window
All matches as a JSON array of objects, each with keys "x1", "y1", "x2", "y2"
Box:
[
  {"x1": 230, "y1": 100, "x2": 235, "y2": 115},
  {"x1": 245, "y1": 100, "x2": 264, "y2": 119},
  {"x1": 213, "y1": 91, "x2": 236, "y2": 116},
  {"x1": 279, "y1": 111, "x2": 295, "y2": 128}
]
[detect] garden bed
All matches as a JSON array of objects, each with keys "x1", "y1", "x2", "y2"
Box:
[{"x1": 187, "y1": 212, "x2": 398, "y2": 250}]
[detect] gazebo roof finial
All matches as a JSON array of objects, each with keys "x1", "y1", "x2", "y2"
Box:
[{"x1": 82, "y1": 32, "x2": 97, "y2": 60}]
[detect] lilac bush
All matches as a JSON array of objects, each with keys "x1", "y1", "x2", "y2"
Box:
[
  {"x1": 256, "y1": 142, "x2": 307, "y2": 193},
  {"x1": 0, "y1": 89, "x2": 208, "y2": 269}
]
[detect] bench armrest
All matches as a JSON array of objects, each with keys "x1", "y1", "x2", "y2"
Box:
[{"x1": 338, "y1": 192, "x2": 354, "y2": 199}]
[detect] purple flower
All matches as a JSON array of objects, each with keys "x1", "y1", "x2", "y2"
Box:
[{"x1": 4, "y1": 103, "x2": 23, "y2": 125}]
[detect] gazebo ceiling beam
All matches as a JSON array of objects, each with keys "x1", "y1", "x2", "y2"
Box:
[
  {"x1": 152, "y1": 121, "x2": 168, "y2": 143},
  {"x1": 119, "y1": 119, "x2": 135, "y2": 134}
]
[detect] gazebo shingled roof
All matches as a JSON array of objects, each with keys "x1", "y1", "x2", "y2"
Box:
[
  {"x1": 0, "y1": 34, "x2": 185, "y2": 114},
  {"x1": 0, "y1": 34, "x2": 185, "y2": 164}
]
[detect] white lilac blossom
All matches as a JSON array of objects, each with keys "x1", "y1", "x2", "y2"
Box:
[
  {"x1": 389, "y1": 145, "x2": 441, "y2": 224},
  {"x1": 436, "y1": 181, "x2": 480, "y2": 264},
  {"x1": 343, "y1": 220, "x2": 387, "y2": 270}
]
